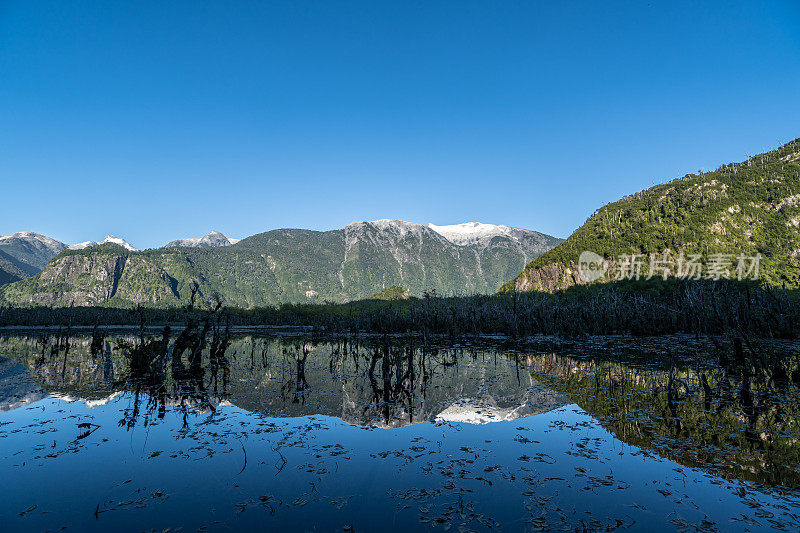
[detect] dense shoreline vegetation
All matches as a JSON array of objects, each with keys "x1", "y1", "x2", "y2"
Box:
[{"x1": 1, "y1": 278, "x2": 798, "y2": 339}]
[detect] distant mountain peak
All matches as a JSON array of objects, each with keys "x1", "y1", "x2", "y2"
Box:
[
  {"x1": 349, "y1": 219, "x2": 421, "y2": 228},
  {"x1": 0, "y1": 231, "x2": 64, "y2": 247},
  {"x1": 0, "y1": 231, "x2": 69, "y2": 274},
  {"x1": 164, "y1": 231, "x2": 239, "y2": 248},
  {"x1": 347, "y1": 219, "x2": 425, "y2": 233},
  {"x1": 102, "y1": 235, "x2": 138, "y2": 251},
  {"x1": 69, "y1": 235, "x2": 138, "y2": 252},
  {"x1": 371, "y1": 219, "x2": 419, "y2": 227}
]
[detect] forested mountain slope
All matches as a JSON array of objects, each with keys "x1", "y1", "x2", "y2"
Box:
[{"x1": 503, "y1": 139, "x2": 800, "y2": 292}]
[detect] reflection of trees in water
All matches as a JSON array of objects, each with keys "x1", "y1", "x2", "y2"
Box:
[
  {"x1": 7, "y1": 331, "x2": 552, "y2": 429},
  {"x1": 9, "y1": 312, "x2": 236, "y2": 430},
  {"x1": 518, "y1": 344, "x2": 800, "y2": 490},
  {"x1": 279, "y1": 342, "x2": 309, "y2": 405},
  {"x1": 116, "y1": 317, "x2": 233, "y2": 430},
  {"x1": 366, "y1": 335, "x2": 416, "y2": 424},
  {"x1": 276, "y1": 335, "x2": 441, "y2": 426}
]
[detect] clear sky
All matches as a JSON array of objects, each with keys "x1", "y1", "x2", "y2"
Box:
[{"x1": 2, "y1": 1, "x2": 799, "y2": 249}]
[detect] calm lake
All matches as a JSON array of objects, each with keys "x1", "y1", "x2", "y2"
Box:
[{"x1": 1, "y1": 329, "x2": 799, "y2": 531}]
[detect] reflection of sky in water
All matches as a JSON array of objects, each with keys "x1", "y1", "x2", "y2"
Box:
[
  {"x1": 2, "y1": 334, "x2": 800, "y2": 531},
  {"x1": 3, "y1": 393, "x2": 797, "y2": 532}
]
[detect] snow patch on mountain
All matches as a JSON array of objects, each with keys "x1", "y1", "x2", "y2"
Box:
[
  {"x1": 68, "y1": 241, "x2": 96, "y2": 250},
  {"x1": 102, "y1": 235, "x2": 138, "y2": 251},
  {"x1": 427, "y1": 222, "x2": 518, "y2": 245}
]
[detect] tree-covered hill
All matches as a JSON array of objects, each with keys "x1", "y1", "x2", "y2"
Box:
[
  {"x1": 0, "y1": 220, "x2": 560, "y2": 308},
  {"x1": 503, "y1": 138, "x2": 800, "y2": 292}
]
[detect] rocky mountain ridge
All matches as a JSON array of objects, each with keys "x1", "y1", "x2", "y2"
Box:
[{"x1": 164, "y1": 231, "x2": 240, "y2": 248}]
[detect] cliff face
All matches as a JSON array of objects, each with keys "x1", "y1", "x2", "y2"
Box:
[
  {"x1": 0, "y1": 220, "x2": 561, "y2": 308},
  {"x1": 1, "y1": 253, "x2": 176, "y2": 306},
  {"x1": 511, "y1": 261, "x2": 583, "y2": 292},
  {"x1": 4, "y1": 254, "x2": 127, "y2": 305}
]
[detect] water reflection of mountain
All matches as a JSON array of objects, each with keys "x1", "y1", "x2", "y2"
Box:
[
  {"x1": 0, "y1": 356, "x2": 46, "y2": 412},
  {"x1": 518, "y1": 350, "x2": 800, "y2": 491},
  {"x1": 0, "y1": 334, "x2": 566, "y2": 427}
]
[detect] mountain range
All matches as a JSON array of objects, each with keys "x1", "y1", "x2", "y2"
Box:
[
  {"x1": 0, "y1": 231, "x2": 236, "y2": 284},
  {"x1": 0, "y1": 221, "x2": 561, "y2": 307}
]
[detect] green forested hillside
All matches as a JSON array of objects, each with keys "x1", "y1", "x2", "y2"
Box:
[
  {"x1": 503, "y1": 139, "x2": 800, "y2": 292},
  {"x1": 0, "y1": 221, "x2": 560, "y2": 308}
]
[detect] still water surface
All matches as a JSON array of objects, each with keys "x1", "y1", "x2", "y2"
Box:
[{"x1": 1, "y1": 330, "x2": 799, "y2": 531}]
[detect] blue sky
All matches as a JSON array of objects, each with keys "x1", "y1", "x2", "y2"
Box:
[{"x1": 1, "y1": 1, "x2": 799, "y2": 248}]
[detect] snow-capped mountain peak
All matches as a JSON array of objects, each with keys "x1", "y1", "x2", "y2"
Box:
[
  {"x1": 427, "y1": 222, "x2": 516, "y2": 245},
  {"x1": 101, "y1": 235, "x2": 138, "y2": 251},
  {"x1": 164, "y1": 231, "x2": 238, "y2": 248},
  {"x1": 0, "y1": 231, "x2": 66, "y2": 252},
  {"x1": 0, "y1": 231, "x2": 70, "y2": 272},
  {"x1": 68, "y1": 235, "x2": 138, "y2": 252}
]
